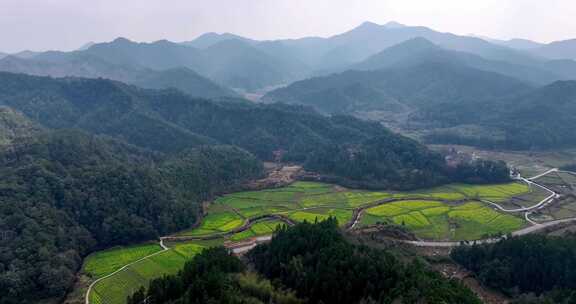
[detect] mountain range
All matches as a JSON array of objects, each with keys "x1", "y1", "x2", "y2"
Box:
[
  {"x1": 4, "y1": 20, "x2": 571, "y2": 304},
  {"x1": 0, "y1": 71, "x2": 459, "y2": 189},
  {"x1": 5, "y1": 21, "x2": 576, "y2": 94},
  {"x1": 0, "y1": 54, "x2": 237, "y2": 99},
  {"x1": 530, "y1": 39, "x2": 576, "y2": 60},
  {"x1": 3, "y1": 21, "x2": 576, "y2": 152},
  {"x1": 350, "y1": 38, "x2": 575, "y2": 84},
  {"x1": 421, "y1": 80, "x2": 576, "y2": 149},
  {"x1": 263, "y1": 37, "x2": 576, "y2": 150},
  {"x1": 7, "y1": 37, "x2": 308, "y2": 92}
]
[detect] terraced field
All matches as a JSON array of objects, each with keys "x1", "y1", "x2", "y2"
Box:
[
  {"x1": 88, "y1": 240, "x2": 220, "y2": 304},
  {"x1": 85, "y1": 180, "x2": 534, "y2": 304},
  {"x1": 359, "y1": 200, "x2": 525, "y2": 240},
  {"x1": 229, "y1": 219, "x2": 287, "y2": 241},
  {"x1": 84, "y1": 243, "x2": 162, "y2": 279}
]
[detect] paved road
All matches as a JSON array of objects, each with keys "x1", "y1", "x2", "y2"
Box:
[
  {"x1": 86, "y1": 168, "x2": 576, "y2": 303},
  {"x1": 404, "y1": 168, "x2": 576, "y2": 247},
  {"x1": 481, "y1": 176, "x2": 558, "y2": 213},
  {"x1": 85, "y1": 246, "x2": 169, "y2": 304},
  {"x1": 528, "y1": 168, "x2": 559, "y2": 181},
  {"x1": 404, "y1": 217, "x2": 576, "y2": 247}
]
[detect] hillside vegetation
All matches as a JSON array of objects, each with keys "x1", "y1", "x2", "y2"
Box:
[
  {"x1": 0, "y1": 130, "x2": 262, "y2": 303},
  {"x1": 452, "y1": 234, "x2": 576, "y2": 303},
  {"x1": 0, "y1": 71, "x2": 492, "y2": 190},
  {"x1": 129, "y1": 219, "x2": 481, "y2": 304},
  {"x1": 264, "y1": 39, "x2": 576, "y2": 150},
  {"x1": 0, "y1": 54, "x2": 238, "y2": 99},
  {"x1": 422, "y1": 80, "x2": 576, "y2": 149}
]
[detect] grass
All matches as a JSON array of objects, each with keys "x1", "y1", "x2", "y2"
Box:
[
  {"x1": 343, "y1": 191, "x2": 393, "y2": 208},
  {"x1": 178, "y1": 210, "x2": 244, "y2": 236},
  {"x1": 90, "y1": 249, "x2": 186, "y2": 304},
  {"x1": 447, "y1": 183, "x2": 529, "y2": 202},
  {"x1": 288, "y1": 208, "x2": 353, "y2": 226},
  {"x1": 228, "y1": 219, "x2": 288, "y2": 242},
  {"x1": 86, "y1": 180, "x2": 537, "y2": 303},
  {"x1": 360, "y1": 200, "x2": 525, "y2": 241},
  {"x1": 88, "y1": 239, "x2": 222, "y2": 304},
  {"x1": 84, "y1": 243, "x2": 162, "y2": 279}
]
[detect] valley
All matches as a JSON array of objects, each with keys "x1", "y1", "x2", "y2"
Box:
[
  {"x1": 3, "y1": 6, "x2": 576, "y2": 303},
  {"x1": 77, "y1": 165, "x2": 576, "y2": 304}
]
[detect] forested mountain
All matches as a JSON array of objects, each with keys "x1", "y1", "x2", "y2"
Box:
[
  {"x1": 0, "y1": 106, "x2": 42, "y2": 146},
  {"x1": 263, "y1": 61, "x2": 532, "y2": 114},
  {"x1": 30, "y1": 37, "x2": 307, "y2": 91},
  {"x1": 421, "y1": 80, "x2": 576, "y2": 149},
  {"x1": 531, "y1": 39, "x2": 576, "y2": 60},
  {"x1": 181, "y1": 32, "x2": 257, "y2": 49},
  {"x1": 0, "y1": 71, "x2": 472, "y2": 190},
  {"x1": 16, "y1": 21, "x2": 576, "y2": 92},
  {"x1": 314, "y1": 21, "x2": 541, "y2": 68},
  {"x1": 127, "y1": 247, "x2": 304, "y2": 304},
  {"x1": 0, "y1": 52, "x2": 6, "y2": 59},
  {"x1": 263, "y1": 37, "x2": 576, "y2": 150},
  {"x1": 248, "y1": 218, "x2": 481, "y2": 303},
  {"x1": 0, "y1": 130, "x2": 262, "y2": 303},
  {"x1": 11, "y1": 50, "x2": 41, "y2": 59},
  {"x1": 131, "y1": 219, "x2": 481, "y2": 304},
  {"x1": 492, "y1": 38, "x2": 545, "y2": 50},
  {"x1": 0, "y1": 54, "x2": 238, "y2": 99},
  {"x1": 199, "y1": 39, "x2": 308, "y2": 91},
  {"x1": 452, "y1": 234, "x2": 576, "y2": 303},
  {"x1": 352, "y1": 38, "x2": 567, "y2": 85},
  {"x1": 186, "y1": 21, "x2": 544, "y2": 72}
]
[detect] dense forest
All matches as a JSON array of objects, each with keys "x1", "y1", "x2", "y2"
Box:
[
  {"x1": 0, "y1": 130, "x2": 262, "y2": 303},
  {"x1": 263, "y1": 61, "x2": 531, "y2": 115},
  {"x1": 127, "y1": 247, "x2": 303, "y2": 304},
  {"x1": 131, "y1": 219, "x2": 480, "y2": 304},
  {"x1": 0, "y1": 72, "x2": 507, "y2": 190},
  {"x1": 262, "y1": 39, "x2": 576, "y2": 151},
  {"x1": 0, "y1": 72, "x2": 511, "y2": 303},
  {"x1": 451, "y1": 234, "x2": 576, "y2": 303},
  {"x1": 248, "y1": 218, "x2": 481, "y2": 304},
  {"x1": 420, "y1": 80, "x2": 576, "y2": 150}
]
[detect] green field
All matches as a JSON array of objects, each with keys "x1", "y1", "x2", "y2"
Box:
[
  {"x1": 84, "y1": 243, "x2": 162, "y2": 279},
  {"x1": 446, "y1": 183, "x2": 529, "y2": 202},
  {"x1": 178, "y1": 206, "x2": 245, "y2": 236},
  {"x1": 88, "y1": 240, "x2": 221, "y2": 304},
  {"x1": 288, "y1": 208, "x2": 353, "y2": 225},
  {"x1": 360, "y1": 200, "x2": 525, "y2": 240},
  {"x1": 229, "y1": 219, "x2": 287, "y2": 241},
  {"x1": 86, "y1": 180, "x2": 534, "y2": 303}
]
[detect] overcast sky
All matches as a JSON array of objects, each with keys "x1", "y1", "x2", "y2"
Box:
[{"x1": 2, "y1": 0, "x2": 576, "y2": 53}]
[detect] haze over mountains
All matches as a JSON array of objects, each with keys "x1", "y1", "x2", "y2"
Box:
[
  {"x1": 4, "y1": 18, "x2": 576, "y2": 304},
  {"x1": 1, "y1": 21, "x2": 576, "y2": 153},
  {"x1": 3, "y1": 21, "x2": 576, "y2": 94}
]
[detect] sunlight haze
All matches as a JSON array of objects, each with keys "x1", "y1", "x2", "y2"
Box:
[{"x1": 1, "y1": 0, "x2": 575, "y2": 52}]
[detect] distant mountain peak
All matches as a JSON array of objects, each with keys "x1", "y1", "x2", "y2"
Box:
[
  {"x1": 397, "y1": 37, "x2": 438, "y2": 48},
  {"x1": 183, "y1": 32, "x2": 255, "y2": 49},
  {"x1": 77, "y1": 42, "x2": 95, "y2": 51},
  {"x1": 351, "y1": 37, "x2": 445, "y2": 71},
  {"x1": 384, "y1": 21, "x2": 406, "y2": 29},
  {"x1": 354, "y1": 21, "x2": 382, "y2": 31},
  {"x1": 111, "y1": 37, "x2": 133, "y2": 44}
]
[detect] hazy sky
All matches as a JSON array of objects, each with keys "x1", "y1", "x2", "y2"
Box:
[{"x1": 2, "y1": 0, "x2": 576, "y2": 53}]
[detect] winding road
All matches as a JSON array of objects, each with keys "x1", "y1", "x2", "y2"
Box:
[
  {"x1": 85, "y1": 168, "x2": 576, "y2": 304},
  {"x1": 403, "y1": 168, "x2": 576, "y2": 247}
]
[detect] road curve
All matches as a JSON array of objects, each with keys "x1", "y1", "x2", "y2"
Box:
[
  {"x1": 86, "y1": 168, "x2": 576, "y2": 302},
  {"x1": 85, "y1": 213, "x2": 296, "y2": 304},
  {"x1": 404, "y1": 217, "x2": 576, "y2": 247}
]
